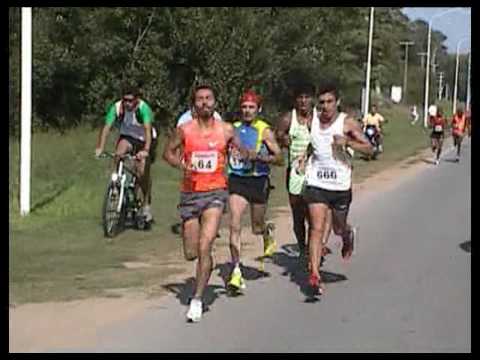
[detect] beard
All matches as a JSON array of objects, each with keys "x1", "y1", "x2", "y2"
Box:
[{"x1": 197, "y1": 107, "x2": 213, "y2": 118}]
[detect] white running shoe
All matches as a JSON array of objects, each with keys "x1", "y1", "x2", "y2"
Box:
[
  {"x1": 142, "y1": 205, "x2": 153, "y2": 222},
  {"x1": 186, "y1": 298, "x2": 203, "y2": 322}
]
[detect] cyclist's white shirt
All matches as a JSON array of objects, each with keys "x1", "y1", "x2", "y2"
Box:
[
  {"x1": 176, "y1": 110, "x2": 222, "y2": 127},
  {"x1": 305, "y1": 112, "x2": 352, "y2": 191}
]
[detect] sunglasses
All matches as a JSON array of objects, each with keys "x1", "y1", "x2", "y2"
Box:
[{"x1": 123, "y1": 97, "x2": 136, "y2": 103}]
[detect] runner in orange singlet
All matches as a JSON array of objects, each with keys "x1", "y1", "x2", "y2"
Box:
[
  {"x1": 163, "y1": 84, "x2": 243, "y2": 322},
  {"x1": 451, "y1": 107, "x2": 467, "y2": 162}
]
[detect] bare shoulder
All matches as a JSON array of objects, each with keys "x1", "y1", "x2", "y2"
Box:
[
  {"x1": 277, "y1": 111, "x2": 293, "y2": 129},
  {"x1": 222, "y1": 121, "x2": 234, "y2": 133},
  {"x1": 222, "y1": 121, "x2": 235, "y2": 139}
]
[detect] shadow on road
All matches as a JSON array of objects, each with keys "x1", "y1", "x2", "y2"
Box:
[
  {"x1": 162, "y1": 277, "x2": 227, "y2": 310},
  {"x1": 273, "y1": 244, "x2": 348, "y2": 303},
  {"x1": 421, "y1": 158, "x2": 436, "y2": 165},
  {"x1": 459, "y1": 240, "x2": 471, "y2": 253},
  {"x1": 443, "y1": 158, "x2": 460, "y2": 163}
]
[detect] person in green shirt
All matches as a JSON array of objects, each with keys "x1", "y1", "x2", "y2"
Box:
[{"x1": 95, "y1": 85, "x2": 156, "y2": 223}]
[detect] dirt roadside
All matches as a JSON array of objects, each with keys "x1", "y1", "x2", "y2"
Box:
[{"x1": 9, "y1": 141, "x2": 455, "y2": 353}]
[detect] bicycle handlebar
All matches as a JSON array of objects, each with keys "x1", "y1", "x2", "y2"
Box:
[{"x1": 98, "y1": 152, "x2": 137, "y2": 160}]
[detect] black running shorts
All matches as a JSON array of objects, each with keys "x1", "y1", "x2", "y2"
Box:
[
  {"x1": 303, "y1": 186, "x2": 352, "y2": 213},
  {"x1": 228, "y1": 175, "x2": 270, "y2": 204}
]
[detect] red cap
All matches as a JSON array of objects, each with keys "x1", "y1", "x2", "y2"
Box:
[{"x1": 240, "y1": 89, "x2": 262, "y2": 105}]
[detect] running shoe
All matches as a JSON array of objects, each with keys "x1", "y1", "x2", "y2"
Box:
[
  {"x1": 228, "y1": 267, "x2": 246, "y2": 290},
  {"x1": 263, "y1": 222, "x2": 276, "y2": 257},
  {"x1": 142, "y1": 205, "x2": 153, "y2": 223},
  {"x1": 186, "y1": 298, "x2": 203, "y2": 322},
  {"x1": 308, "y1": 273, "x2": 324, "y2": 295}
]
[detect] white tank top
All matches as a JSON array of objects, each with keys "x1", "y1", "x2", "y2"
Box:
[{"x1": 305, "y1": 112, "x2": 352, "y2": 191}]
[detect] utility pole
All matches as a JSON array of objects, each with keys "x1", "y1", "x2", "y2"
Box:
[
  {"x1": 418, "y1": 52, "x2": 427, "y2": 68},
  {"x1": 364, "y1": 7, "x2": 374, "y2": 117},
  {"x1": 438, "y1": 72, "x2": 445, "y2": 100},
  {"x1": 454, "y1": 37, "x2": 469, "y2": 114},
  {"x1": 466, "y1": 51, "x2": 471, "y2": 111},
  {"x1": 21, "y1": 7, "x2": 32, "y2": 216},
  {"x1": 400, "y1": 41, "x2": 414, "y2": 103}
]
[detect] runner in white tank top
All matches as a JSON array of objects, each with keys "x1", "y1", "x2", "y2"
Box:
[
  {"x1": 275, "y1": 83, "x2": 333, "y2": 266},
  {"x1": 303, "y1": 84, "x2": 373, "y2": 295}
]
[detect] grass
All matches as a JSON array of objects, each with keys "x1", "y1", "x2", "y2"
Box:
[{"x1": 9, "y1": 103, "x2": 431, "y2": 304}]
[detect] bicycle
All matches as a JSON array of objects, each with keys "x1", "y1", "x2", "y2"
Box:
[{"x1": 99, "y1": 152, "x2": 150, "y2": 238}]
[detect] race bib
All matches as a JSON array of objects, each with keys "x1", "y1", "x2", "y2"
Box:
[
  {"x1": 191, "y1": 151, "x2": 218, "y2": 173},
  {"x1": 434, "y1": 125, "x2": 443, "y2": 132},
  {"x1": 229, "y1": 150, "x2": 252, "y2": 171},
  {"x1": 316, "y1": 167, "x2": 338, "y2": 181}
]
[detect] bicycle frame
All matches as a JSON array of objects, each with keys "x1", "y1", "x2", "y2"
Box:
[{"x1": 103, "y1": 153, "x2": 138, "y2": 214}]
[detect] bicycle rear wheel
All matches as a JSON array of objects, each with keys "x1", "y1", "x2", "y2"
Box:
[{"x1": 102, "y1": 182, "x2": 125, "y2": 238}]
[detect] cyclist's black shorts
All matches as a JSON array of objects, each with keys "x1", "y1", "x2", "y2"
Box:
[{"x1": 118, "y1": 135, "x2": 158, "y2": 163}]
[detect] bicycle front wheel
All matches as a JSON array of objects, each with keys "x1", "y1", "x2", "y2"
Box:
[{"x1": 102, "y1": 182, "x2": 125, "y2": 238}]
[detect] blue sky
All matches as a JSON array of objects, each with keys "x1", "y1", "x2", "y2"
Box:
[{"x1": 402, "y1": 7, "x2": 471, "y2": 54}]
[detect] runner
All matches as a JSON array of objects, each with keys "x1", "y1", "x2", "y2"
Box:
[
  {"x1": 171, "y1": 107, "x2": 222, "y2": 235},
  {"x1": 163, "y1": 84, "x2": 242, "y2": 322},
  {"x1": 303, "y1": 83, "x2": 373, "y2": 294},
  {"x1": 227, "y1": 89, "x2": 283, "y2": 292},
  {"x1": 275, "y1": 82, "x2": 332, "y2": 266},
  {"x1": 429, "y1": 108, "x2": 447, "y2": 165},
  {"x1": 451, "y1": 107, "x2": 467, "y2": 162}
]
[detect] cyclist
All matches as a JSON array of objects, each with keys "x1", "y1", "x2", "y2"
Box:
[{"x1": 95, "y1": 85, "x2": 156, "y2": 223}]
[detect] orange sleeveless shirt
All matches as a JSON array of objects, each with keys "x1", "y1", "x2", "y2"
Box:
[
  {"x1": 452, "y1": 114, "x2": 466, "y2": 135},
  {"x1": 180, "y1": 118, "x2": 228, "y2": 192}
]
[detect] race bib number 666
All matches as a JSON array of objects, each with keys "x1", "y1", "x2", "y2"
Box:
[
  {"x1": 316, "y1": 167, "x2": 337, "y2": 180},
  {"x1": 191, "y1": 151, "x2": 218, "y2": 173}
]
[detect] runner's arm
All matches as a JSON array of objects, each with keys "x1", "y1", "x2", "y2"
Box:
[
  {"x1": 163, "y1": 127, "x2": 184, "y2": 169},
  {"x1": 275, "y1": 112, "x2": 292, "y2": 148},
  {"x1": 260, "y1": 127, "x2": 284, "y2": 166},
  {"x1": 343, "y1": 117, "x2": 374, "y2": 156},
  {"x1": 223, "y1": 122, "x2": 257, "y2": 160}
]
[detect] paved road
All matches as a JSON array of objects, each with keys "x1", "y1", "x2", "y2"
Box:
[{"x1": 55, "y1": 141, "x2": 471, "y2": 353}]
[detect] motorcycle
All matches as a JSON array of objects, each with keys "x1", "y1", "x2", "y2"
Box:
[{"x1": 364, "y1": 125, "x2": 380, "y2": 160}]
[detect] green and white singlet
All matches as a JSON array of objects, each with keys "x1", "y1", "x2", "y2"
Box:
[{"x1": 288, "y1": 108, "x2": 314, "y2": 195}]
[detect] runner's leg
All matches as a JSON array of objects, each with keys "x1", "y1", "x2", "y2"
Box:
[
  {"x1": 289, "y1": 193, "x2": 308, "y2": 256},
  {"x1": 437, "y1": 136, "x2": 444, "y2": 161},
  {"x1": 228, "y1": 194, "x2": 249, "y2": 266},
  {"x1": 194, "y1": 206, "x2": 223, "y2": 299},
  {"x1": 183, "y1": 218, "x2": 200, "y2": 261},
  {"x1": 308, "y1": 203, "x2": 329, "y2": 279},
  {"x1": 331, "y1": 193, "x2": 354, "y2": 260}
]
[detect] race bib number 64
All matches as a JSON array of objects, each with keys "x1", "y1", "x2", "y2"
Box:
[{"x1": 191, "y1": 151, "x2": 218, "y2": 173}]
